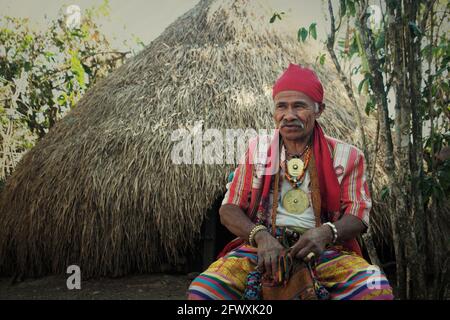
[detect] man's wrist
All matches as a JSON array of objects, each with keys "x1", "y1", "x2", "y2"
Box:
[
  {"x1": 254, "y1": 229, "x2": 271, "y2": 246},
  {"x1": 323, "y1": 222, "x2": 338, "y2": 244},
  {"x1": 320, "y1": 224, "x2": 335, "y2": 245},
  {"x1": 248, "y1": 225, "x2": 268, "y2": 246}
]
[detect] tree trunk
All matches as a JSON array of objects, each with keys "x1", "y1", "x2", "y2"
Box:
[
  {"x1": 404, "y1": 0, "x2": 428, "y2": 299},
  {"x1": 357, "y1": 0, "x2": 406, "y2": 297},
  {"x1": 326, "y1": 0, "x2": 382, "y2": 270}
]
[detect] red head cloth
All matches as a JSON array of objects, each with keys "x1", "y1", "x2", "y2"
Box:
[{"x1": 272, "y1": 63, "x2": 324, "y2": 103}]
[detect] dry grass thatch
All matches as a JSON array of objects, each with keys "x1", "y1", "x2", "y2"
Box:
[{"x1": 0, "y1": 0, "x2": 386, "y2": 278}]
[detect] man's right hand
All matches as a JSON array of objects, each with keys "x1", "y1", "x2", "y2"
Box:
[
  {"x1": 218, "y1": 204, "x2": 285, "y2": 282},
  {"x1": 254, "y1": 231, "x2": 285, "y2": 283}
]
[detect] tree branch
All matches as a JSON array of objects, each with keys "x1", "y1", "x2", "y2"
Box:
[{"x1": 420, "y1": 0, "x2": 438, "y2": 32}]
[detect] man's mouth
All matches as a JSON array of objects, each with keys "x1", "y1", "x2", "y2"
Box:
[{"x1": 282, "y1": 123, "x2": 305, "y2": 129}]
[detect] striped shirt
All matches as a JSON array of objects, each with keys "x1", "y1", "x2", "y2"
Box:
[{"x1": 222, "y1": 134, "x2": 371, "y2": 228}]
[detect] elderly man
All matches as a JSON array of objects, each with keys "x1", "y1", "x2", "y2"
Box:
[{"x1": 188, "y1": 64, "x2": 393, "y2": 300}]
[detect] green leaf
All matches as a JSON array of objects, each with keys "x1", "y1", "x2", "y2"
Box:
[
  {"x1": 435, "y1": 65, "x2": 447, "y2": 77},
  {"x1": 23, "y1": 34, "x2": 33, "y2": 47},
  {"x1": 408, "y1": 22, "x2": 423, "y2": 38},
  {"x1": 352, "y1": 65, "x2": 362, "y2": 75},
  {"x1": 337, "y1": 38, "x2": 346, "y2": 50},
  {"x1": 270, "y1": 14, "x2": 277, "y2": 23},
  {"x1": 44, "y1": 51, "x2": 55, "y2": 59},
  {"x1": 315, "y1": 53, "x2": 326, "y2": 66},
  {"x1": 348, "y1": 37, "x2": 359, "y2": 58},
  {"x1": 340, "y1": 0, "x2": 347, "y2": 17},
  {"x1": 375, "y1": 31, "x2": 385, "y2": 50},
  {"x1": 70, "y1": 50, "x2": 86, "y2": 89},
  {"x1": 320, "y1": 54, "x2": 325, "y2": 66},
  {"x1": 298, "y1": 27, "x2": 308, "y2": 42},
  {"x1": 358, "y1": 77, "x2": 368, "y2": 94},
  {"x1": 98, "y1": 0, "x2": 111, "y2": 17},
  {"x1": 23, "y1": 61, "x2": 32, "y2": 72},
  {"x1": 270, "y1": 12, "x2": 285, "y2": 23},
  {"x1": 80, "y1": 24, "x2": 90, "y2": 39},
  {"x1": 365, "y1": 99, "x2": 375, "y2": 116},
  {"x1": 309, "y1": 23, "x2": 317, "y2": 40},
  {"x1": 381, "y1": 185, "x2": 390, "y2": 200},
  {"x1": 347, "y1": 0, "x2": 356, "y2": 16},
  {"x1": 440, "y1": 81, "x2": 449, "y2": 95},
  {"x1": 421, "y1": 44, "x2": 432, "y2": 59},
  {"x1": 354, "y1": 31, "x2": 370, "y2": 73}
]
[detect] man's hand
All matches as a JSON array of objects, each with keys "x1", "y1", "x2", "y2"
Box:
[
  {"x1": 289, "y1": 225, "x2": 333, "y2": 261},
  {"x1": 254, "y1": 231, "x2": 285, "y2": 283},
  {"x1": 290, "y1": 215, "x2": 366, "y2": 261}
]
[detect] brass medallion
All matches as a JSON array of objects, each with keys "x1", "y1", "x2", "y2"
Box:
[
  {"x1": 282, "y1": 188, "x2": 309, "y2": 214},
  {"x1": 287, "y1": 158, "x2": 304, "y2": 177}
]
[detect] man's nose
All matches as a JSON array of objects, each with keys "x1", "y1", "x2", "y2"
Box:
[{"x1": 284, "y1": 107, "x2": 297, "y2": 121}]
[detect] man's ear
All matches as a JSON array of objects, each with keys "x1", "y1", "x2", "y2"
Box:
[{"x1": 315, "y1": 103, "x2": 326, "y2": 119}]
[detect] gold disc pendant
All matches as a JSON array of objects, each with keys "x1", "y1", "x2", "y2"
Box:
[
  {"x1": 282, "y1": 188, "x2": 309, "y2": 214},
  {"x1": 287, "y1": 158, "x2": 304, "y2": 177}
]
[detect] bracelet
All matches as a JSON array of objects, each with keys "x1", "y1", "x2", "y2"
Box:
[
  {"x1": 248, "y1": 225, "x2": 267, "y2": 247},
  {"x1": 323, "y1": 222, "x2": 338, "y2": 244}
]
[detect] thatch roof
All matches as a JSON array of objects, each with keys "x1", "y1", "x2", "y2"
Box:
[{"x1": 0, "y1": 0, "x2": 382, "y2": 278}]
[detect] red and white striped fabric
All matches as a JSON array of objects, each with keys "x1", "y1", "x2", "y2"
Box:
[{"x1": 222, "y1": 130, "x2": 371, "y2": 231}]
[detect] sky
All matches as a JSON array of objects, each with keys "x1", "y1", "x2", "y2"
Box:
[{"x1": 0, "y1": 0, "x2": 329, "y2": 51}]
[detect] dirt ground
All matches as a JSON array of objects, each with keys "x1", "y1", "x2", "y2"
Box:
[{"x1": 0, "y1": 273, "x2": 197, "y2": 300}]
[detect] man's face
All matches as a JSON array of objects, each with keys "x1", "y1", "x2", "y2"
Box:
[{"x1": 273, "y1": 90, "x2": 324, "y2": 141}]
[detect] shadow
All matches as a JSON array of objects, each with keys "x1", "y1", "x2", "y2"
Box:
[{"x1": 186, "y1": 193, "x2": 235, "y2": 272}]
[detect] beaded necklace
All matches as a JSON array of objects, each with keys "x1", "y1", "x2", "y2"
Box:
[{"x1": 284, "y1": 147, "x2": 312, "y2": 189}]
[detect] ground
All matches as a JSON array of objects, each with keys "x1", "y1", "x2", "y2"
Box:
[{"x1": 0, "y1": 273, "x2": 197, "y2": 300}]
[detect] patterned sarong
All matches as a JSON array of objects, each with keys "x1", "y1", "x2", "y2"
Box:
[{"x1": 188, "y1": 245, "x2": 394, "y2": 300}]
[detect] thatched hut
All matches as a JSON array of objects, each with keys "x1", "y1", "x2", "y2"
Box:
[{"x1": 0, "y1": 0, "x2": 384, "y2": 278}]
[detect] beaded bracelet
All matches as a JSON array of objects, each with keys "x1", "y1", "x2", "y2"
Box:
[
  {"x1": 323, "y1": 222, "x2": 338, "y2": 244},
  {"x1": 248, "y1": 225, "x2": 268, "y2": 247}
]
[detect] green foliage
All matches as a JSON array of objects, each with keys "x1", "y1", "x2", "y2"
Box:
[
  {"x1": 423, "y1": 132, "x2": 450, "y2": 204},
  {"x1": 275, "y1": 0, "x2": 449, "y2": 300},
  {"x1": 380, "y1": 185, "x2": 390, "y2": 200},
  {"x1": 297, "y1": 23, "x2": 318, "y2": 43},
  {"x1": 339, "y1": 0, "x2": 357, "y2": 17},
  {"x1": 298, "y1": 27, "x2": 308, "y2": 42},
  {"x1": 0, "y1": 14, "x2": 128, "y2": 137},
  {"x1": 408, "y1": 21, "x2": 423, "y2": 38},
  {"x1": 269, "y1": 12, "x2": 285, "y2": 23},
  {"x1": 365, "y1": 99, "x2": 375, "y2": 116},
  {"x1": 339, "y1": 0, "x2": 347, "y2": 18},
  {"x1": 347, "y1": 1, "x2": 356, "y2": 17},
  {"x1": 315, "y1": 53, "x2": 326, "y2": 66},
  {"x1": 0, "y1": 3, "x2": 132, "y2": 179},
  {"x1": 309, "y1": 23, "x2": 317, "y2": 40}
]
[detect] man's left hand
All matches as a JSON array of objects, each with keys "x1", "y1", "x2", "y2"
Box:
[{"x1": 289, "y1": 225, "x2": 333, "y2": 261}]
